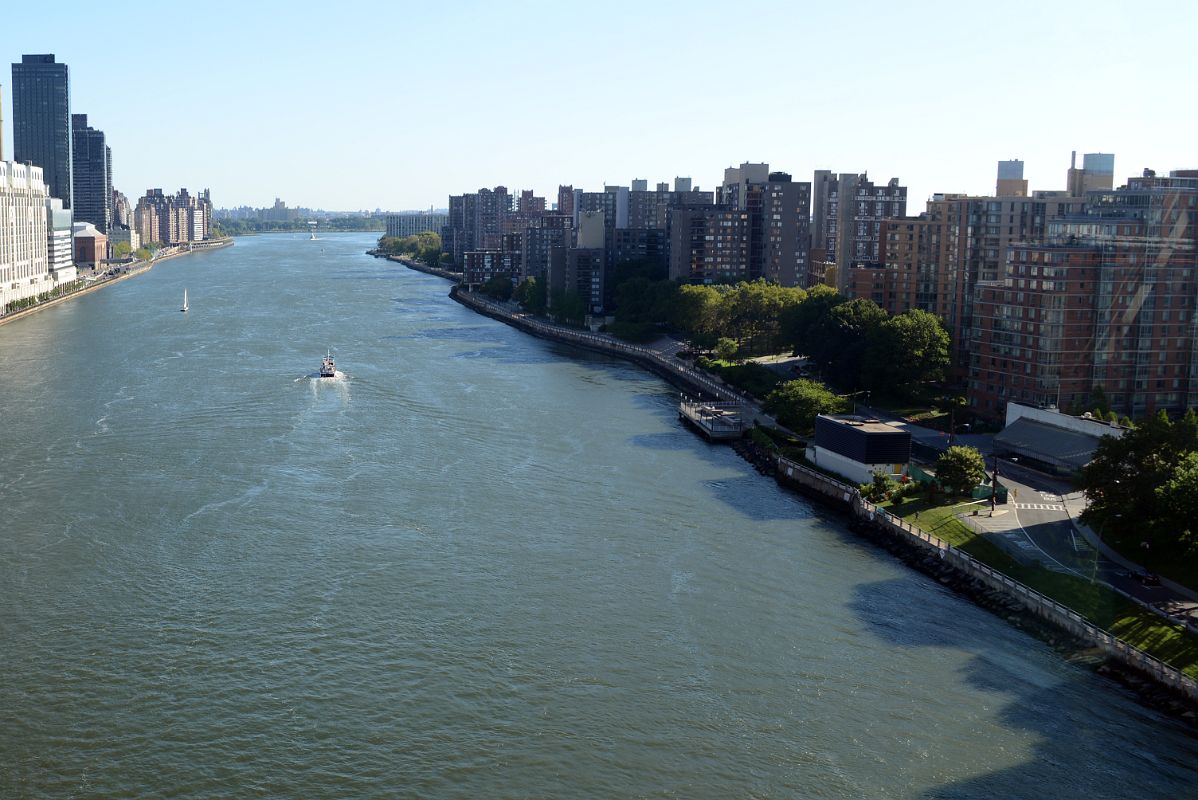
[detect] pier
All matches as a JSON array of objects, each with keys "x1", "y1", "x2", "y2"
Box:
[{"x1": 678, "y1": 397, "x2": 746, "y2": 441}]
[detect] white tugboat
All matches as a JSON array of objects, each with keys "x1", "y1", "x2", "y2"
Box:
[{"x1": 319, "y1": 349, "x2": 336, "y2": 378}]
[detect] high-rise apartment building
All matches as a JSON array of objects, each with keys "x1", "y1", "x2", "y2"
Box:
[
  {"x1": 71, "y1": 114, "x2": 110, "y2": 233},
  {"x1": 811, "y1": 171, "x2": 906, "y2": 290},
  {"x1": 134, "y1": 188, "x2": 212, "y2": 244},
  {"x1": 385, "y1": 212, "x2": 447, "y2": 238},
  {"x1": 0, "y1": 162, "x2": 52, "y2": 311},
  {"x1": 1066, "y1": 151, "x2": 1116, "y2": 196},
  {"x1": 996, "y1": 160, "x2": 1028, "y2": 197},
  {"x1": 668, "y1": 206, "x2": 752, "y2": 284},
  {"x1": 719, "y1": 162, "x2": 769, "y2": 209},
  {"x1": 745, "y1": 172, "x2": 811, "y2": 287},
  {"x1": 556, "y1": 185, "x2": 574, "y2": 216},
  {"x1": 11, "y1": 55, "x2": 73, "y2": 207},
  {"x1": 517, "y1": 190, "x2": 545, "y2": 214},
  {"x1": 969, "y1": 170, "x2": 1198, "y2": 419},
  {"x1": 442, "y1": 186, "x2": 512, "y2": 264}
]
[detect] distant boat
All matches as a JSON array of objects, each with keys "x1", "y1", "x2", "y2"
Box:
[
  {"x1": 319, "y1": 349, "x2": 336, "y2": 378},
  {"x1": 310, "y1": 231, "x2": 318, "y2": 241},
  {"x1": 181, "y1": 288, "x2": 189, "y2": 312}
]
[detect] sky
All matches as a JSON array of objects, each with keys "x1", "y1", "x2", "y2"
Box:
[{"x1": 2, "y1": 0, "x2": 1195, "y2": 214}]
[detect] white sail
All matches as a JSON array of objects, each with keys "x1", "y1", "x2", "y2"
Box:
[{"x1": 181, "y1": 289, "x2": 189, "y2": 312}]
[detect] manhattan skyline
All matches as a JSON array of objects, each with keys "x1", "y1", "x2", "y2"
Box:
[{"x1": 2, "y1": 0, "x2": 1195, "y2": 211}]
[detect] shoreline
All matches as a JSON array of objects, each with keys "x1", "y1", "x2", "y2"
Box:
[
  {"x1": 379, "y1": 251, "x2": 1198, "y2": 725},
  {"x1": 0, "y1": 239, "x2": 233, "y2": 328}
]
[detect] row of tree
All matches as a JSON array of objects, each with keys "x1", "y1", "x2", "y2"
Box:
[
  {"x1": 217, "y1": 217, "x2": 385, "y2": 236},
  {"x1": 603, "y1": 270, "x2": 950, "y2": 400}
]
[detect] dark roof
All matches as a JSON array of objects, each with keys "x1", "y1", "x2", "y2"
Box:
[{"x1": 994, "y1": 418, "x2": 1105, "y2": 469}]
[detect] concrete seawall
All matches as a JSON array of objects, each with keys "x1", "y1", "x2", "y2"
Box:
[
  {"x1": 775, "y1": 455, "x2": 1198, "y2": 712},
  {"x1": 450, "y1": 287, "x2": 740, "y2": 402}
]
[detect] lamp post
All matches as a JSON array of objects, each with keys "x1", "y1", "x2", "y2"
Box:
[{"x1": 989, "y1": 454, "x2": 1018, "y2": 516}]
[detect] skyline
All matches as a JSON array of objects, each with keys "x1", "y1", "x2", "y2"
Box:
[{"x1": 2, "y1": 0, "x2": 1196, "y2": 211}]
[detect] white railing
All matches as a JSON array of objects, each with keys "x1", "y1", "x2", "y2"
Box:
[{"x1": 776, "y1": 454, "x2": 1198, "y2": 700}]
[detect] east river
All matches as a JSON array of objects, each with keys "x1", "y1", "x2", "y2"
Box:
[{"x1": 1, "y1": 233, "x2": 1195, "y2": 797}]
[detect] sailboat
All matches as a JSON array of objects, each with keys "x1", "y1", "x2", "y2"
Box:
[{"x1": 181, "y1": 289, "x2": 189, "y2": 312}]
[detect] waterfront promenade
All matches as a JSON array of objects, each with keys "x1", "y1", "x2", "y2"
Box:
[{"x1": 0, "y1": 238, "x2": 232, "y2": 328}]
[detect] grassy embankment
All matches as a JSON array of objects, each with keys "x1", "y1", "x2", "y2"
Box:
[{"x1": 881, "y1": 496, "x2": 1198, "y2": 677}]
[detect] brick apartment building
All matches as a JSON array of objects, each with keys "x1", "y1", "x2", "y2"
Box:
[{"x1": 968, "y1": 171, "x2": 1198, "y2": 420}]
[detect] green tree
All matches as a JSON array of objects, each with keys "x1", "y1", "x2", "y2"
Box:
[
  {"x1": 820, "y1": 298, "x2": 888, "y2": 389},
  {"x1": 1082, "y1": 410, "x2": 1198, "y2": 560},
  {"x1": 134, "y1": 247, "x2": 152, "y2": 260},
  {"x1": 719, "y1": 280, "x2": 806, "y2": 355},
  {"x1": 714, "y1": 337, "x2": 739, "y2": 362},
  {"x1": 550, "y1": 289, "x2": 586, "y2": 325},
  {"x1": 763, "y1": 378, "x2": 848, "y2": 433},
  {"x1": 779, "y1": 284, "x2": 845, "y2": 362},
  {"x1": 1156, "y1": 451, "x2": 1198, "y2": 556},
  {"x1": 935, "y1": 446, "x2": 987, "y2": 496},
  {"x1": 112, "y1": 241, "x2": 132, "y2": 258},
  {"x1": 861, "y1": 308, "x2": 950, "y2": 396},
  {"x1": 479, "y1": 275, "x2": 514, "y2": 300},
  {"x1": 669, "y1": 284, "x2": 724, "y2": 348},
  {"x1": 518, "y1": 277, "x2": 547, "y2": 315}
]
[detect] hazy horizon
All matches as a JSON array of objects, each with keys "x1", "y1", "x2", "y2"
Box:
[{"x1": 2, "y1": 0, "x2": 1195, "y2": 213}]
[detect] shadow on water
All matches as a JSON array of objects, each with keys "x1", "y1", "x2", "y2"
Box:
[
  {"x1": 849, "y1": 578, "x2": 1198, "y2": 798},
  {"x1": 702, "y1": 475, "x2": 816, "y2": 522}
]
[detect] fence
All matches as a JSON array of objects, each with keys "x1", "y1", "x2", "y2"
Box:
[{"x1": 776, "y1": 454, "x2": 1198, "y2": 702}]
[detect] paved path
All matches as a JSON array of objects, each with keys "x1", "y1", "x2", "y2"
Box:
[{"x1": 957, "y1": 463, "x2": 1198, "y2": 632}]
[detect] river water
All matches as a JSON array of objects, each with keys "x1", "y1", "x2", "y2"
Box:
[{"x1": 0, "y1": 233, "x2": 1194, "y2": 798}]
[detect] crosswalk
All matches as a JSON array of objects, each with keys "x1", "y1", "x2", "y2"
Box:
[{"x1": 1015, "y1": 503, "x2": 1065, "y2": 511}]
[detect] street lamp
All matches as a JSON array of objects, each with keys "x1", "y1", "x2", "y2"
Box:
[{"x1": 989, "y1": 454, "x2": 1018, "y2": 516}]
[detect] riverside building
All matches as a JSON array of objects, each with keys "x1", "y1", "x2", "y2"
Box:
[
  {"x1": 71, "y1": 114, "x2": 111, "y2": 233},
  {"x1": 0, "y1": 162, "x2": 52, "y2": 312},
  {"x1": 968, "y1": 170, "x2": 1198, "y2": 420},
  {"x1": 11, "y1": 55, "x2": 73, "y2": 209},
  {"x1": 385, "y1": 212, "x2": 447, "y2": 238}
]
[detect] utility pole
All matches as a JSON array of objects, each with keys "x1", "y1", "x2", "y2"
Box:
[{"x1": 989, "y1": 456, "x2": 1000, "y2": 517}]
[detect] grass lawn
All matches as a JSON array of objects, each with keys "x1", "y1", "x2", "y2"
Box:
[
  {"x1": 697, "y1": 359, "x2": 785, "y2": 399},
  {"x1": 883, "y1": 495, "x2": 1198, "y2": 678}
]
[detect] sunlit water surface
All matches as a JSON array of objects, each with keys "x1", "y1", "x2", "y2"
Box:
[{"x1": 1, "y1": 233, "x2": 1194, "y2": 798}]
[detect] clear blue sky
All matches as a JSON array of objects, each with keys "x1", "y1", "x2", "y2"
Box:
[{"x1": 2, "y1": 0, "x2": 1194, "y2": 213}]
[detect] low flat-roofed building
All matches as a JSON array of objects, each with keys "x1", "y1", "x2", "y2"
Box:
[
  {"x1": 807, "y1": 414, "x2": 912, "y2": 485},
  {"x1": 994, "y1": 402, "x2": 1124, "y2": 474}
]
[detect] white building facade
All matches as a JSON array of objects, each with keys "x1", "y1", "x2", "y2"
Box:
[
  {"x1": 46, "y1": 197, "x2": 76, "y2": 283},
  {"x1": 0, "y1": 162, "x2": 52, "y2": 312}
]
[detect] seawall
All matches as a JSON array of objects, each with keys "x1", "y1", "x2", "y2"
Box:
[
  {"x1": 380, "y1": 253, "x2": 1198, "y2": 719},
  {"x1": 774, "y1": 455, "x2": 1198, "y2": 718}
]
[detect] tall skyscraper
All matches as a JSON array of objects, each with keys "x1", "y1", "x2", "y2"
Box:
[
  {"x1": 72, "y1": 114, "x2": 110, "y2": 232},
  {"x1": 11, "y1": 55, "x2": 72, "y2": 207}
]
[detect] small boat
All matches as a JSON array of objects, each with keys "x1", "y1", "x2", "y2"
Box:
[
  {"x1": 181, "y1": 288, "x2": 189, "y2": 312},
  {"x1": 319, "y1": 349, "x2": 336, "y2": 378}
]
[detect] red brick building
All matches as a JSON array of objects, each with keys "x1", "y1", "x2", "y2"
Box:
[{"x1": 968, "y1": 172, "x2": 1198, "y2": 420}]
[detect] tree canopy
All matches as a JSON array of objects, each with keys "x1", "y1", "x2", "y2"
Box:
[
  {"x1": 1081, "y1": 410, "x2": 1198, "y2": 574},
  {"x1": 763, "y1": 379, "x2": 848, "y2": 433},
  {"x1": 936, "y1": 446, "x2": 987, "y2": 496}
]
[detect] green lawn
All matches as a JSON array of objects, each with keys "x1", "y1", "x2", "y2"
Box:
[{"x1": 883, "y1": 495, "x2": 1198, "y2": 678}]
